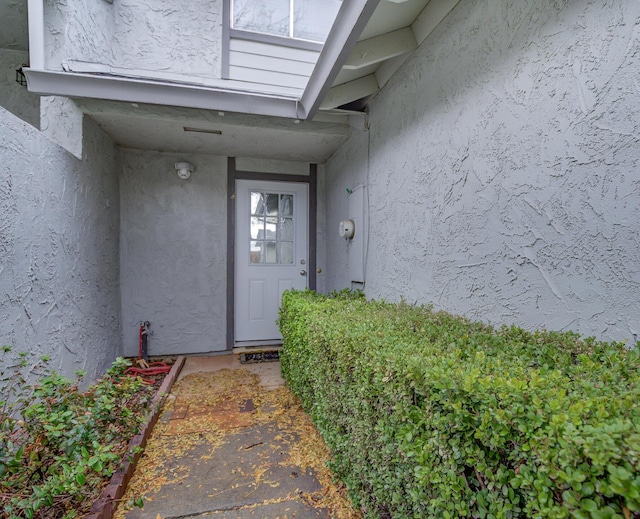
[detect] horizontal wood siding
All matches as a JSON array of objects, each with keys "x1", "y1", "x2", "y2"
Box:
[{"x1": 228, "y1": 38, "x2": 320, "y2": 91}]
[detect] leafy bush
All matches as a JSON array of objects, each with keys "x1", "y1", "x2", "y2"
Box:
[
  {"x1": 0, "y1": 349, "x2": 155, "y2": 519},
  {"x1": 279, "y1": 290, "x2": 640, "y2": 519}
]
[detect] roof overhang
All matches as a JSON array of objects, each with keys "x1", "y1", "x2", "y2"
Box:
[
  {"x1": 24, "y1": 69, "x2": 303, "y2": 119},
  {"x1": 23, "y1": 0, "x2": 381, "y2": 121}
]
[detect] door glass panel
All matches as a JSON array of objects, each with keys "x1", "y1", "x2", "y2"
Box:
[
  {"x1": 280, "y1": 218, "x2": 293, "y2": 241},
  {"x1": 251, "y1": 192, "x2": 265, "y2": 215},
  {"x1": 249, "y1": 190, "x2": 296, "y2": 265},
  {"x1": 279, "y1": 242, "x2": 293, "y2": 264},
  {"x1": 250, "y1": 217, "x2": 264, "y2": 240},
  {"x1": 265, "y1": 217, "x2": 278, "y2": 239},
  {"x1": 280, "y1": 194, "x2": 293, "y2": 216},
  {"x1": 250, "y1": 241, "x2": 263, "y2": 264},
  {"x1": 265, "y1": 241, "x2": 278, "y2": 264},
  {"x1": 266, "y1": 194, "x2": 279, "y2": 216}
]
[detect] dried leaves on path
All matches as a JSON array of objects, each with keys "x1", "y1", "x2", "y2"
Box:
[{"x1": 115, "y1": 368, "x2": 360, "y2": 519}]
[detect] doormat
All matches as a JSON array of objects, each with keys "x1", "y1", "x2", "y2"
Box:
[{"x1": 239, "y1": 350, "x2": 280, "y2": 364}]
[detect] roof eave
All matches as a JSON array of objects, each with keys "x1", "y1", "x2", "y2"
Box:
[
  {"x1": 25, "y1": 0, "x2": 380, "y2": 120},
  {"x1": 24, "y1": 69, "x2": 302, "y2": 119},
  {"x1": 298, "y1": 0, "x2": 381, "y2": 120}
]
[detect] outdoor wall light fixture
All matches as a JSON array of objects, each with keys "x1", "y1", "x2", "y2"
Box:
[
  {"x1": 15, "y1": 65, "x2": 27, "y2": 86},
  {"x1": 175, "y1": 161, "x2": 194, "y2": 180}
]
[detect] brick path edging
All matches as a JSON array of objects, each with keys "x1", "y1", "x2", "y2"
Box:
[{"x1": 84, "y1": 356, "x2": 186, "y2": 519}]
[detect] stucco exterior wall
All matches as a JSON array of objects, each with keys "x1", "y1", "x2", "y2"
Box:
[
  {"x1": 119, "y1": 151, "x2": 227, "y2": 356},
  {"x1": 0, "y1": 49, "x2": 39, "y2": 128},
  {"x1": 43, "y1": 0, "x2": 221, "y2": 81},
  {"x1": 0, "y1": 109, "x2": 121, "y2": 380},
  {"x1": 325, "y1": 0, "x2": 640, "y2": 343},
  {"x1": 325, "y1": 130, "x2": 369, "y2": 292},
  {"x1": 44, "y1": 0, "x2": 113, "y2": 70},
  {"x1": 111, "y1": 0, "x2": 222, "y2": 80}
]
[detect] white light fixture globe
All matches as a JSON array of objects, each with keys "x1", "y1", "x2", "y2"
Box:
[{"x1": 175, "y1": 161, "x2": 194, "y2": 180}]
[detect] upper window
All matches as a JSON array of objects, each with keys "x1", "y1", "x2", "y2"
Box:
[{"x1": 232, "y1": 0, "x2": 343, "y2": 44}]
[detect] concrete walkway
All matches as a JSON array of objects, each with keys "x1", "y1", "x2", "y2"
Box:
[{"x1": 115, "y1": 355, "x2": 354, "y2": 519}]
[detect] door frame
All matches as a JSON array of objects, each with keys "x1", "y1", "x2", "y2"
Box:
[{"x1": 226, "y1": 157, "x2": 317, "y2": 350}]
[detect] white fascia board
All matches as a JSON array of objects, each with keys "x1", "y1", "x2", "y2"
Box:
[
  {"x1": 320, "y1": 74, "x2": 379, "y2": 110},
  {"x1": 27, "y1": 0, "x2": 44, "y2": 69},
  {"x1": 412, "y1": 0, "x2": 460, "y2": 45},
  {"x1": 374, "y1": 52, "x2": 411, "y2": 88},
  {"x1": 343, "y1": 27, "x2": 417, "y2": 70},
  {"x1": 299, "y1": 0, "x2": 381, "y2": 120},
  {"x1": 23, "y1": 69, "x2": 301, "y2": 119}
]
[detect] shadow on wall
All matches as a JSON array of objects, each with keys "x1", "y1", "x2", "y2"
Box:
[{"x1": 0, "y1": 49, "x2": 40, "y2": 128}]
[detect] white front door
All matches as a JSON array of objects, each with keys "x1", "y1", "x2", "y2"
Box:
[{"x1": 235, "y1": 179, "x2": 308, "y2": 343}]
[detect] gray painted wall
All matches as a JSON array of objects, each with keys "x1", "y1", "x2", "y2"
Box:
[
  {"x1": 325, "y1": 0, "x2": 640, "y2": 344},
  {"x1": 0, "y1": 0, "x2": 28, "y2": 51},
  {"x1": 0, "y1": 49, "x2": 40, "y2": 128},
  {"x1": 119, "y1": 153, "x2": 325, "y2": 354},
  {"x1": 112, "y1": 0, "x2": 222, "y2": 80},
  {"x1": 43, "y1": 0, "x2": 222, "y2": 81},
  {"x1": 119, "y1": 151, "x2": 227, "y2": 356},
  {"x1": 44, "y1": 0, "x2": 113, "y2": 70},
  {"x1": 0, "y1": 108, "x2": 121, "y2": 380}
]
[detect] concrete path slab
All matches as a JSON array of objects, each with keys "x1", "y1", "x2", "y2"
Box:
[
  {"x1": 115, "y1": 355, "x2": 354, "y2": 519},
  {"x1": 178, "y1": 354, "x2": 284, "y2": 390},
  {"x1": 199, "y1": 500, "x2": 329, "y2": 518}
]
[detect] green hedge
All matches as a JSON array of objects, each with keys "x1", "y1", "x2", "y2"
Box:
[{"x1": 278, "y1": 290, "x2": 640, "y2": 519}]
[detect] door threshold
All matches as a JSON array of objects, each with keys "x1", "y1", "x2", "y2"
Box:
[{"x1": 233, "y1": 341, "x2": 282, "y2": 355}]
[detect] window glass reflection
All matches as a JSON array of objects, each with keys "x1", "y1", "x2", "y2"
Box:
[
  {"x1": 248, "y1": 191, "x2": 296, "y2": 265},
  {"x1": 232, "y1": 0, "x2": 342, "y2": 43},
  {"x1": 251, "y1": 192, "x2": 264, "y2": 215},
  {"x1": 233, "y1": 0, "x2": 289, "y2": 37}
]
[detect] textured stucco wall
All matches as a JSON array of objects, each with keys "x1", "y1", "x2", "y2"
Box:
[
  {"x1": 0, "y1": 109, "x2": 121, "y2": 380},
  {"x1": 0, "y1": 49, "x2": 40, "y2": 128},
  {"x1": 119, "y1": 151, "x2": 227, "y2": 356},
  {"x1": 43, "y1": 0, "x2": 221, "y2": 80},
  {"x1": 40, "y1": 97, "x2": 84, "y2": 159},
  {"x1": 325, "y1": 0, "x2": 640, "y2": 343},
  {"x1": 325, "y1": 130, "x2": 369, "y2": 292},
  {"x1": 44, "y1": 0, "x2": 113, "y2": 70},
  {"x1": 111, "y1": 0, "x2": 221, "y2": 80}
]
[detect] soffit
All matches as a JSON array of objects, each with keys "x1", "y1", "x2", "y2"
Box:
[
  {"x1": 319, "y1": 0, "x2": 460, "y2": 111},
  {"x1": 77, "y1": 99, "x2": 351, "y2": 163}
]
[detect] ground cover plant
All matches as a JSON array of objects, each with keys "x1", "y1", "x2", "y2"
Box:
[
  {"x1": 279, "y1": 290, "x2": 640, "y2": 519},
  {"x1": 0, "y1": 349, "x2": 155, "y2": 519}
]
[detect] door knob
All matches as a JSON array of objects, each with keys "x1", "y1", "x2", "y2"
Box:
[{"x1": 300, "y1": 270, "x2": 307, "y2": 276}]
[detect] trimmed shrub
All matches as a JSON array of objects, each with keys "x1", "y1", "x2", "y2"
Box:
[{"x1": 278, "y1": 290, "x2": 640, "y2": 519}]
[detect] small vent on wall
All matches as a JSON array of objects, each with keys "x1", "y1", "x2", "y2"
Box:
[{"x1": 183, "y1": 127, "x2": 223, "y2": 135}]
